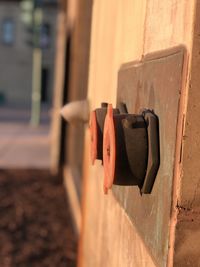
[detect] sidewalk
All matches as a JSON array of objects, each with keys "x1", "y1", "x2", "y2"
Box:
[{"x1": 0, "y1": 106, "x2": 51, "y2": 168}]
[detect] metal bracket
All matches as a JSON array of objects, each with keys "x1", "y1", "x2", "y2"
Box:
[{"x1": 141, "y1": 110, "x2": 160, "y2": 193}]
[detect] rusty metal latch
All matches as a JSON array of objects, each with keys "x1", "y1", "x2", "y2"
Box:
[{"x1": 90, "y1": 103, "x2": 160, "y2": 194}]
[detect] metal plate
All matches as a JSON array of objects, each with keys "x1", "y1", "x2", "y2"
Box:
[{"x1": 114, "y1": 47, "x2": 185, "y2": 267}]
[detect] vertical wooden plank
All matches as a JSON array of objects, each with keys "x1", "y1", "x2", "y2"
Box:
[
  {"x1": 79, "y1": 131, "x2": 156, "y2": 267},
  {"x1": 173, "y1": 1, "x2": 200, "y2": 266},
  {"x1": 144, "y1": 0, "x2": 195, "y2": 54},
  {"x1": 79, "y1": 1, "x2": 155, "y2": 266},
  {"x1": 88, "y1": 0, "x2": 147, "y2": 108},
  {"x1": 50, "y1": 9, "x2": 67, "y2": 174},
  {"x1": 66, "y1": 0, "x2": 93, "y2": 176}
]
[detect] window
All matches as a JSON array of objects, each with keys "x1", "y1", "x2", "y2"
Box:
[
  {"x1": 40, "y1": 23, "x2": 50, "y2": 49},
  {"x1": 2, "y1": 19, "x2": 15, "y2": 45}
]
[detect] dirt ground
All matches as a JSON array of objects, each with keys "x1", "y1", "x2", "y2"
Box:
[{"x1": 0, "y1": 169, "x2": 77, "y2": 267}]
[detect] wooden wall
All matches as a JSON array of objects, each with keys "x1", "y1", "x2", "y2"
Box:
[
  {"x1": 79, "y1": 1, "x2": 198, "y2": 267},
  {"x1": 174, "y1": 1, "x2": 200, "y2": 266}
]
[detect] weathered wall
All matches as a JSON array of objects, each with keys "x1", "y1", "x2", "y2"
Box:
[
  {"x1": 79, "y1": 0, "x2": 196, "y2": 266},
  {"x1": 79, "y1": 131, "x2": 156, "y2": 267},
  {"x1": 174, "y1": 1, "x2": 200, "y2": 266}
]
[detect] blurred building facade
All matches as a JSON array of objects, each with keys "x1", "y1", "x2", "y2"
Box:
[{"x1": 0, "y1": 0, "x2": 58, "y2": 108}]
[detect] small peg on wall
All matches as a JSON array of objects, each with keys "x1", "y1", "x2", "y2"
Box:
[{"x1": 60, "y1": 99, "x2": 90, "y2": 123}]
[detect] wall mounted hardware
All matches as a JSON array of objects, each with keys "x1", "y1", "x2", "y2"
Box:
[
  {"x1": 60, "y1": 99, "x2": 90, "y2": 123},
  {"x1": 113, "y1": 47, "x2": 185, "y2": 265},
  {"x1": 90, "y1": 103, "x2": 160, "y2": 194},
  {"x1": 103, "y1": 104, "x2": 160, "y2": 194},
  {"x1": 90, "y1": 103, "x2": 119, "y2": 164},
  {"x1": 140, "y1": 109, "x2": 160, "y2": 193}
]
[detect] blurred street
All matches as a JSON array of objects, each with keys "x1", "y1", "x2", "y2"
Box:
[
  {"x1": 0, "y1": 106, "x2": 78, "y2": 266},
  {"x1": 0, "y1": 106, "x2": 51, "y2": 168}
]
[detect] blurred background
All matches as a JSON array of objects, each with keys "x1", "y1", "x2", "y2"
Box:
[{"x1": 0, "y1": 0, "x2": 92, "y2": 266}]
